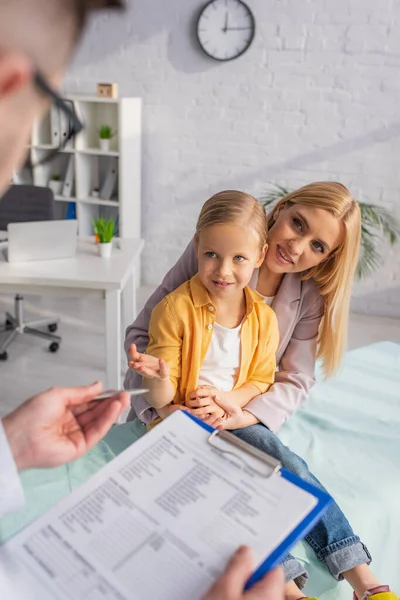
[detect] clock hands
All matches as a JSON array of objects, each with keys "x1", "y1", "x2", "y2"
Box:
[
  {"x1": 222, "y1": 15, "x2": 252, "y2": 33},
  {"x1": 223, "y1": 11, "x2": 229, "y2": 32}
]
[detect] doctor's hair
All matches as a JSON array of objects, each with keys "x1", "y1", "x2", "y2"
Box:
[
  {"x1": 195, "y1": 190, "x2": 268, "y2": 251},
  {"x1": 0, "y1": 0, "x2": 125, "y2": 73},
  {"x1": 71, "y1": 0, "x2": 125, "y2": 37}
]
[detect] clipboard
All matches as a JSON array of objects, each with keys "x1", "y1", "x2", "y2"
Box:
[
  {"x1": 186, "y1": 412, "x2": 332, "y2": 588},
  {"x1": 0, "y1": 411, "x2": 332, "y2": 599}
]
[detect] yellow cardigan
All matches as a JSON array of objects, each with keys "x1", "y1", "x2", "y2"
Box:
[{"x1": 147, "y1": 274, "x2": 280, "y2": 406}]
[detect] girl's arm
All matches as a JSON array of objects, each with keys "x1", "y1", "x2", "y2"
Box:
[
  {"x1": 145, "y1": 362, "x2": 176, "y2": 409},
  {"x1": 130, "y1": 352, "x2": 176, "y2": 410},
  {"x1": 124, "y1": 239, "x2": 198, "y2": 423},
  {"x1": 139, "y1": 297, "x2": 183, "y2": 411},
  {"x1": 222, "y1": 383, "x2": 264, "y2": 408}
]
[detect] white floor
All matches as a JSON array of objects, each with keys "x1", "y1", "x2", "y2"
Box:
[{"x1": 0, "y1": 287, "x2": 399, "y2": 418}]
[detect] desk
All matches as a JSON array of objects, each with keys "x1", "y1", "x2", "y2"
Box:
[{"x1": 0, "y1": 238, "x2": 144, "y2": 389}]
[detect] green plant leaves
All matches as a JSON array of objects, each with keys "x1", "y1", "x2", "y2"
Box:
[
  {"x1": 92, "y1": 217, "x2": 116, "y2": 243},
  {"x1": 98, "y1": 124, "x2": 116, "y2": 139}
]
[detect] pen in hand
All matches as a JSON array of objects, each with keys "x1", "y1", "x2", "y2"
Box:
[{"x1": 91, "y1": 388, "x2": 149, "y2": 402}]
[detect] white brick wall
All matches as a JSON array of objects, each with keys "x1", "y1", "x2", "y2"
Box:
[{"x1": 67, "y1": 0, "x2": 400, "y2": 316}]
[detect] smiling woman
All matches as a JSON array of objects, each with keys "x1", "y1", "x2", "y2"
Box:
[{"x1": 262, "y1": 182, "x2": 361, "y2": 378}]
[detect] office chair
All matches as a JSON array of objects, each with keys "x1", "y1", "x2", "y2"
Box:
[{"x1": 0, "y1": 185, "x2": 61, "y2": 360}]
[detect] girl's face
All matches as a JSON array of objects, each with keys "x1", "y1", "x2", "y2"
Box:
[
  {"x1": 195, "y1": 223, "x2": 266, "y2": 299},
  {"x1": 264, "y1": 203, "x2": 344, "y2": 275}
]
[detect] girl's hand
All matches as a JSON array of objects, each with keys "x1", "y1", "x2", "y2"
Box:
[
  {"x1": 128, "y1": 344, "x2": 170, "y2": 380},
  {"x1": 211, "y1": 397, "x2": 259, "y2": 430},
  {"x1": 187, "y1": 386, "x2": 226, "y2": 421}
]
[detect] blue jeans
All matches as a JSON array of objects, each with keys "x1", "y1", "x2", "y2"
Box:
[{"x1": 232, "y1": 425, "x2": 372, "y2": 588}]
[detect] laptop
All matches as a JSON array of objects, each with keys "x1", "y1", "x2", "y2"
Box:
[{"x1": 7, "y1": 220, "x2": 78, "y2": 263}]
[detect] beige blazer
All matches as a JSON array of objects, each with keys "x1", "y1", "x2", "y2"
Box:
[{"x1": 124, "y1": 239, "x2": 324, "y2": 432}]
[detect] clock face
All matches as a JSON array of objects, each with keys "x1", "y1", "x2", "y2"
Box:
[{"x1": 197, "y1": 0, "x2": 255, "y2": 61}]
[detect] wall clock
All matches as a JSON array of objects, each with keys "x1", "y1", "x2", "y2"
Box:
[{"x1": 197, "y1": 0, "x2": 256, "y2": 61}]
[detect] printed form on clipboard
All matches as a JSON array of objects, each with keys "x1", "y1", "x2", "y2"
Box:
[{"x1": 0, "y1": 411, "x2": 332, "y2": 600}]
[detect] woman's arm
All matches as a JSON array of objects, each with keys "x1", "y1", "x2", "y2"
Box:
[
  {"x1": 124, "y1": 239, "x2": 198, "y2": 423},
  {"x1": 243, "y1": 296, "x2": 324, "y2": 432}
]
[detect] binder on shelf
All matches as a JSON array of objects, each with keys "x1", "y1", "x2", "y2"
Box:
[
  {"x1": 0, "y1": 411, "x2": 332, "y2": 599},
  {"x1": 100, "y1": 156, "x2": 118, "y2": 200},
  {"x1": 50, "y1": 105, "x2": 60, "y2": 147},
  {"x1": 59, "y1": 100, "x2": 75, "y2": 150},
  {"x1": 62, "y1": 155, "x2": 74, "y2": 197},
  {"x1": 66, "y1": 201, "x2": 76, "y2": 220}
]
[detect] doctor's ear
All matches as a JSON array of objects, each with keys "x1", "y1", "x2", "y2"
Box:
[{"x1": 0, "y1": 52, "x2": 33, "y2": 100}]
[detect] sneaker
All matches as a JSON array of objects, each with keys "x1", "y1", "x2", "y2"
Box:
[{"x1": 354, "y1": 586, "x2": 398, "y2": 600}]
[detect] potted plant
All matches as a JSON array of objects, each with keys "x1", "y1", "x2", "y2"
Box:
[
  {"x1": 48, "y1": 173, "x2": 63, "y2": 196},
  {"x1": 261, "y1": 183, "x2": 400, "y2": 279},
  {"x1": 98, "y1": 124, "x2": 116, "y2": 152},
  {"x1": 93, "y1": 217, "x2": 116, "y2": 258}
]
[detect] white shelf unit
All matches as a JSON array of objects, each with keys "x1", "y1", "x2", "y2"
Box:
[{"x1": 13, "y1": 95, "x2": 142, "y2": 239}]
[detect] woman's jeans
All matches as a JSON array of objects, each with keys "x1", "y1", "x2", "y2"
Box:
[{"x1": 232, "y1": 425, "x2": 371, "y2": 588}]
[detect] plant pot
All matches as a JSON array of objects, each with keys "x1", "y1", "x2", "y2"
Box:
[
  {"x1": 49, "y1": 180, "x2": 63, "y2": 195},
  {"x1": 99, "y1": 138, "x2": 111, "y2": 152},
  {"x1": 98, "y1": 242, "x2": 113, "y2": 258}
]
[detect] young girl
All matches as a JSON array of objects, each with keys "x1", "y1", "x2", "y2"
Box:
[{"x1": 130, "y1": 190, "x2": 280, "y2": 427}]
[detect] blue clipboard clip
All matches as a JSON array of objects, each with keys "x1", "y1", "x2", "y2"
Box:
[{"x1": 207, "y1": 429, "x2": 281, "y2": 479}]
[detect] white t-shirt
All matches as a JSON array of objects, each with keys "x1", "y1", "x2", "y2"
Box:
[
  {"x1": 197, "y1": 321, "x2": 242, "y2": 392},
  {"x1": 249, "y1": 269, "x2": 275, "y2": 306},
  {"x1": 258, "y1": 293, "x2": 275, "y2": 307}
]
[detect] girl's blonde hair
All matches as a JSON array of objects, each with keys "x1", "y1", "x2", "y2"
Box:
[
  {"x1": 196, "y1": 190, "x2": 268, "y2": 250},
  {"x1": 268, "y1": 182, "x2": 361, "y2": 377}
]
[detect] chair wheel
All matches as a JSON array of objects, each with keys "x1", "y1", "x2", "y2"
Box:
[
  {"x1": 0, "y1": 351, "x2": 8, "y2": 360},
  {"x1": 49, "y1": 342, "x2": 59, "y2": 353},
  {"x1": 5, "y1": 319, "x2": 13, "y2": 330},
  {"x1": 48, "y1": 323, "x2": 58, "y2": 333}
]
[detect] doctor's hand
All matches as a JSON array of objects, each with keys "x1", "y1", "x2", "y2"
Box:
[
  {"x1": 203, "y1": 546, "x2": 284, "y2": 600},
  {"x1": 2, "y1": 382, "x2": 129, "y2": 471}
]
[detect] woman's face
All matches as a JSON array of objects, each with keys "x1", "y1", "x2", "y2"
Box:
[{"x1": 264, "y1": 202, "x2": 344, "y2": 275}]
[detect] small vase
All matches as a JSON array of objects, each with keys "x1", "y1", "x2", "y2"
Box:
[
  {"x1": 99, "y1": 138, "x2": 110, "y2": 152},
  {"x1": 49, "y1": 180, "x2": 63, "y2": 195},
  {"x1": 98, "y1": 242, "x2": 112, "y2": 258}
]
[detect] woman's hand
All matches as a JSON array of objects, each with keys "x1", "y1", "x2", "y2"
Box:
[
  {"x1": 128, "y1": 344, "x2": 170, "y2": 380},
  {"x1": 187, "y1": 386, "x2": 226, "y2": 422},
  {"x1": 202, "y1": 396, "x2": 259, "y2": 430}
]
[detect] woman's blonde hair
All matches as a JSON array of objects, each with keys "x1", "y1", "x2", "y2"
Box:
[
  {"x1": 268, "y1": 182, "x2": 361, "y2": 377},
  {"x1": 196, "y1": 190, "x2": 268, "y2": 250}
]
